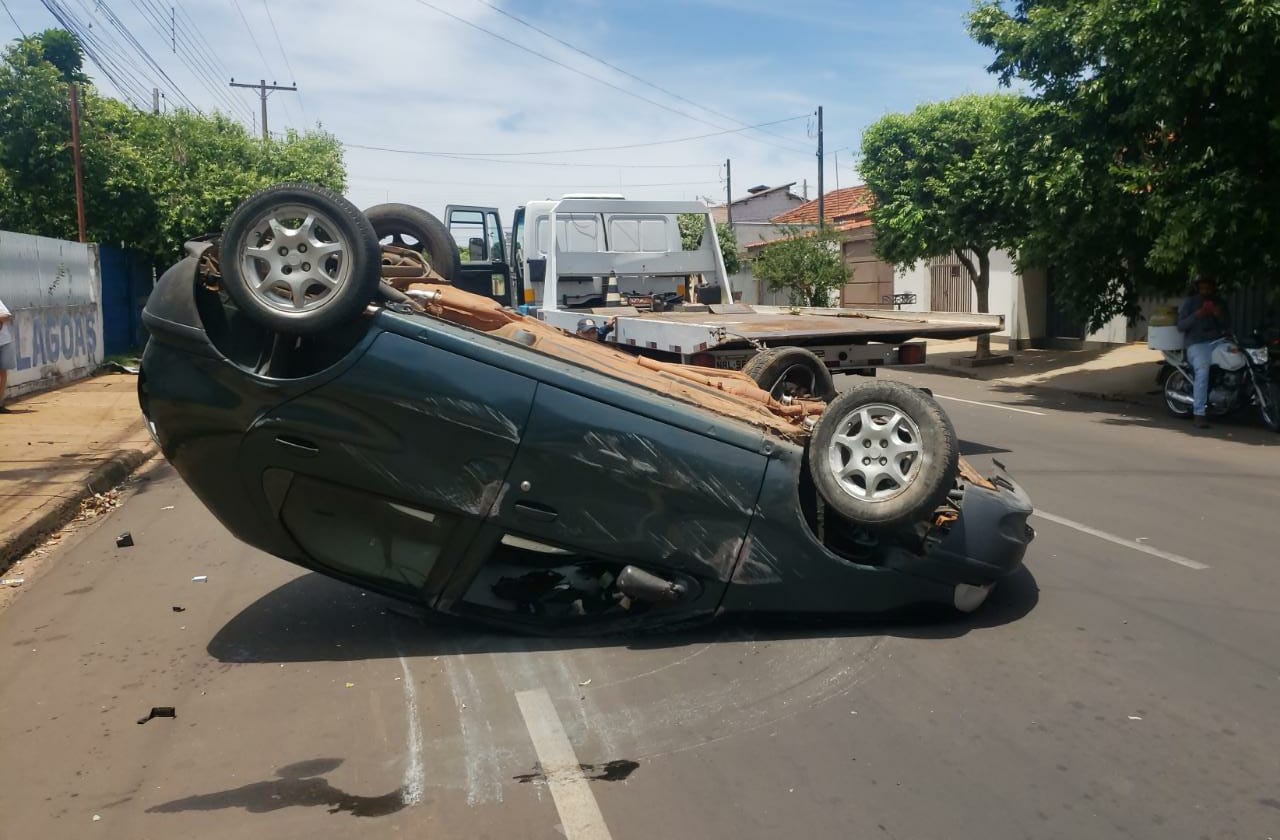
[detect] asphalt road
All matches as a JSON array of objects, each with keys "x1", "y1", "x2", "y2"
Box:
[{"x1": 2, "y1": 369, "x2": 1278, "y2": 840}]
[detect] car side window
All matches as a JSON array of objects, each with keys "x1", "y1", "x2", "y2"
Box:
[{"x1": 450, "y1": 210, "x2": 486, "y2": 263}]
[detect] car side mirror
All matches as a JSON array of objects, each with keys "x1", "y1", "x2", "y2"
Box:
[
  {"x1": 468, "y1": 237, "x2": 486, "y2": 261},
  {"x1": 527, "y1": 258, "x2": 547, "y2": 283}
]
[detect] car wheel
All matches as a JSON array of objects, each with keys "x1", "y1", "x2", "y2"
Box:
[
  {"x1": 744, "y1": 347, "x2": 837, "y2": 402},
  {"x1": 808, "y1": 380, "x2": 959, "y2": 529},
  {"x1": 221, "y1": 183, "x2": 381, "y2": 335},
  {"x1": 364, "y1": 203, "x2": 461, "y2": 285},
  {"x1": 1163, "y1": 368, "x2": 1194, "y2": 418}
]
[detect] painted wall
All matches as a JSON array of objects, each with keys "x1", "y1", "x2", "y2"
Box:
[
  {"x1": 0, "y1": 231, "x2": 104, "y2": 398},
  {"x1": 712, "y1": 189, "x2": 805, "y2": 224}
]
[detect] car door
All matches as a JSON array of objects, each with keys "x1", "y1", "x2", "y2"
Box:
[
  {"x1": 238, "y1": 326, "x2": 537, "y2": 601},
  {"x1": 445, "y1": 205, "x2": 518, "y2": 307},
  {"x1": 446, "y1": 382, "x2": 768, "y2": 624}
]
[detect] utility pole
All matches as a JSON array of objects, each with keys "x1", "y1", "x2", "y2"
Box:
[
  {"x1": 69, "y1": 83, "x2": 87, "y2": 243},
  {"x1": 229, "y1": 78, "x2": 298, "y2": 141},
  {"x1": 816, "y1": 105, "x2": 825, "y2": 229},
  {"x1": 170, "y1": 7, "x2": 175, "y2": 52},
  {"x1": 724, "y1": 158, "x2": 732, "y2": 227},
  {"x1": 152, "y1": 87, "x2": 160, "y2": 115},
  {"x1": 834, "y1": 149, "x2": 840, "y2": 192}
]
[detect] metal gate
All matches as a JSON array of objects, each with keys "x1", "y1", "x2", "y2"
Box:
[{"x1": 929, "y1": 254, "x2": 972, "y2": 312}]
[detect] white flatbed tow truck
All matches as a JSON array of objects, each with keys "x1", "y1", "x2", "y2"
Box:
[{"x1": 514, "y1": 198, "x2": 1001, "y2": 374}]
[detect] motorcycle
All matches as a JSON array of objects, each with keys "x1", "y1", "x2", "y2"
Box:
[{"x1": 1159, "y1": 331, "x2": 1280, "y2": 430}]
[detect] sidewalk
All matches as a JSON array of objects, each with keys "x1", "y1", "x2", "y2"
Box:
[
  {"x1": 1, "y1": 372, "x2": 156, "y2": 568},
  {"x1": 921, "y1": 339, "x2": 1164, "y2": 403}
]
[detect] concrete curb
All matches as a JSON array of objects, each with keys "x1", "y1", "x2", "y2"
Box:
[{"x1": 0, "y1": 444, "x2": 159, "y2": 571}]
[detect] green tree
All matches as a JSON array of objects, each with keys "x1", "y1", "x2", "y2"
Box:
[
  {"x1": 969, "y1": 0, "x2": 1280, "y2": 327},
  {"x1": 860, "y1": 94, "x2": 1031, "y2": 358},
  {"x1": 677, "y1": 213, "x2": 741, "y2": 275},
  {"x1": 751, "y1": 225, "x2": 849, "y2": 308},
  {"x1": 0, "y1": 30, "x2": 345, "y2": 263}
]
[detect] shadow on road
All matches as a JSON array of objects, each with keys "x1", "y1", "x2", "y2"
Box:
[
  {"x1": 206, "y1": 566, "x2": 1039, "y2": 663},
  {"x1": 146, "y1": 757, "x2": 405, "y2": 818},
  {"x1": 985, "y1": 382, "x2": 1280, "y2": 447}
]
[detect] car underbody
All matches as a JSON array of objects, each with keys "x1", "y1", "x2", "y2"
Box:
[{"x1": 139, "y1": 185, "x2": 1034, "y2": 634}]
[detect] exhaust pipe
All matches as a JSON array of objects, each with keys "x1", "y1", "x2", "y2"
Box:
[
  {"x1": 617, "y1": 566, "x2": 688, "y2": 603},
  {"x1": 1167, "y1": 391, "x2": 1193, "y2": 405}
]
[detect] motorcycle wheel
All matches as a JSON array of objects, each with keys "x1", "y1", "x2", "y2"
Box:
[
  {"x1": 1163, "y1": 368, "x2": 1194, "y2": 418},
  {"x1": 1256, "y1": 380, "x2": 1280, "y2": 431}
]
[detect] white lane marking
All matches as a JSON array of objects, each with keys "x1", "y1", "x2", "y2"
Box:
[
  {"x1": 935, "y1": 394, "x2": 1046, "y2": 416},
  {"x1": 398, "y1": 656, "x2": 426, "y2": 805},
  {"x1": 515, "y1": 688, "x2": 613, "y2": 840},
  {"x1": 1033, "y1": 510, "x2": 1209, "y2": 570}
]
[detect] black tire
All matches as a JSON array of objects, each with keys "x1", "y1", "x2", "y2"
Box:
[
  {"x1": 221, "y1": 183, "x2": 381, "y2": 335},
  {"x1": 1163, "y1": 368, "x2": 1194, "y2": 418},
  {"x1": 808, "y1": 380, "x2": 959, "y2": 529},
  {"x1": 363, "y1": 203, "x2": 461, "y2": 285},
  {"x1": 743, "y1": 347, "x2": 837, "y2": 401}
]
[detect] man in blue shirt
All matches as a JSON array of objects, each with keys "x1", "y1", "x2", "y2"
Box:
[{"x1": 1176, "y1": 276, "x2": 1230, "y2": 428}]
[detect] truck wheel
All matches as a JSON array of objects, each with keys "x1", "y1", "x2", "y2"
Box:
[
  {"x1": 808, "y1": 380, "x2": 958, "y2": 529},
  {"x1": 744, "y1": 347, "x2": 837, "y2": 402},
  {"x1": 221, "y1": 183, "x2": 382, "y2": 335},
  {"x1": 364, "y1": 203, "x2": 461, "y2": 284}
]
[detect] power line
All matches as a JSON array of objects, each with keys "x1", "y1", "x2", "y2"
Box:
[
  {"x1": 226, "y1": 0, "x2": 295, "y2": 128},
  {"x1": 228, "y1": 0, "x2": 277, "y2": 78},
  {"x1": 131, "y1": 0, "x2": 253, "y2": 119},
  {"x1": 64, "y1": 0, "x2": 159, "y2": 100},
  {"x1": 2, "y1": 0, "x2": 27, "y2": 37},
  {"x1": 343, "y1": 146, "x2": 718, "y2": 169},
  {"x1": 350, "y1": 173, "x2": 720, "y2": 188},
  {"x1": 467, "y1": 0, "x2": 814, "y2": 157},
  {"x1": 261, "y1": 0, "x2": 307, "y2": 125},
  {"x1": 410, "y1": 0, "x2": 812, "y2": 157},
  {"x1": 43, "y1": 0, "x2": 151, "y2": 106},
  {"x1": 345, "y1": 115, "x2": 808, "y2": 159},
  {"x1": 93, "y1": 0, "x2": 202, "y2": 111}
]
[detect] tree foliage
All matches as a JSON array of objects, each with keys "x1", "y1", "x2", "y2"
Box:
[
  {"x1": 678, "y1": 213, "x2": 741, "y2": 275},
  {"x1": 969, "y1": 0, "x2": 1280, "y2": 326},
  {"x1": 751, "y1": 225, "x2": 848, "y2": 308},
  {"x1": 860, "y1": 94, "x2": 1031, "y2": 355},
  {"x1": 0, "y1": 30, "x2": 345, "y2": 264}
]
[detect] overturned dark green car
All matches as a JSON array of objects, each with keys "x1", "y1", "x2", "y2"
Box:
[{"x1": 138, "y1": 184, "x2": 1034, "y2": 634}]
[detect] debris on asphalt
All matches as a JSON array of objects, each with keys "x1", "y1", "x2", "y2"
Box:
[
  {"x1": 191, "y1": 575, "x2": 208, "y2": 583},
  {"x1": 78, "y1": 490, "x2": 122, "y2": 521},
  {"x1": 345, "y1": 682, "x2": 355, "y2": 688},
  {"x1": 161, "y1": 505, "x2": 175, "y2": 511},
  {"x1": 1, "y1": 577, "x2": 24, "y2": 587},
  {"x1": 578, "y1": 679, "x2": 592, "y2": 687},
  {"x1": 136, "y1": 706, "x2": 177, "y2": 724},
  {"x1": 1128, "y1": 715, "x2": 1143, "y2": 721},
  {"x1": 92, "y1": 814, "x2": 101, "y2": 822},
  {"x1": 115, "y1": 532, "x2": 134, "y2": 548},
  {"x1": 171, "y1": 605, "x2": 185, "y2": 612}
]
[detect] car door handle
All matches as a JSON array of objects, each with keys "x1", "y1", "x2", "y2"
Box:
[
  {"x1": 514, "y1": 501, "x2": 558, "y2": 523},
  {"x1": 274, "y1": 435, "x2": 319, "y2": 456}
]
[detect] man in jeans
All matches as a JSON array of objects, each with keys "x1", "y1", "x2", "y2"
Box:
[
  {"x1": 1177, "y1": 276, "x2": 1230, "y2": 428},
  {"x1": 0, "y1": 296, "x2": 16, "y2": 414}
]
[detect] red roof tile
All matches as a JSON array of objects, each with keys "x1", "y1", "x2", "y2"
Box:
[{"x1": 770, "y1": 185, "x2": 873, "y2": 225}]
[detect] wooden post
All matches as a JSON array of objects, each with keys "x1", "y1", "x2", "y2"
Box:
[{"x1": 69, "y1": 83, "x2": 87, "y2": 243}]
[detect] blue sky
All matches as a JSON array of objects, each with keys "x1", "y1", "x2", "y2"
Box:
[{"x1": 1, "y1": 0, "x2": 1007, "y2": 216}]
